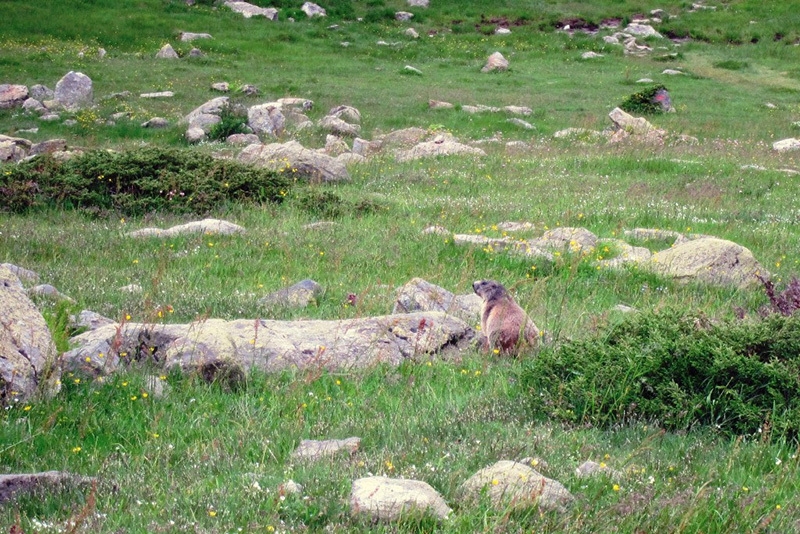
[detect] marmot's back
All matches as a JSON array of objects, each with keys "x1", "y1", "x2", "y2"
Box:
[{"x1": 473, "y1": 280, "x2": 539, "y2": 355}]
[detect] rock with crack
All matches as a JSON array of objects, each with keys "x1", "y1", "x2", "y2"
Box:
[
  {"x1": 62, "y1": 312, "x2": 475, "y2": 381},
  {"x1": 350, "y1": 477, "x2": 451, "y2": 521}
]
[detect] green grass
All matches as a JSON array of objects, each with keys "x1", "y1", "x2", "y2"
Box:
[{"x1": 2, "y1": 0, "x2": 800, "y2": 532}]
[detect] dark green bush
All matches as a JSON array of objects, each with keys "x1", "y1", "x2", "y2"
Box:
[
  {"x1": 207, "y1": 103, "x2": 248, "y2": 141},
  {"x1": 0, "y1": 147, "x2": 292, "y2": 216},
  {"x1": 292, "y1": 189, "x2": 387, "y2": 218},
  {"x1": 520, "y1": 309, "x2": 800, "y2": 440},
  {"x1": 619, "y1": 84, "x2": 670, "y2": 114}
]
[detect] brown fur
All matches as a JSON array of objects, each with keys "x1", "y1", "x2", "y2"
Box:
[{"x1": 472, "y1": 279, "x2": 539, "y2": 355}]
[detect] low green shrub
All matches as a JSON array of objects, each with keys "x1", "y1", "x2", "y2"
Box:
[
  {"x1": 0, "y1": 147, "x2": 291, "y2": 216},
  {"x1": 207, "y1": 103, "x2": 249, "y2": 141},
  {"x1": 520, "y1": 309, "x2": 800, "y2": 440},
  {"x1": 291, "y1": 188, "x2": 387, "y2": 218},
  {"x1": 619, "y1": 84, "x2": 670, "y2": 114}
]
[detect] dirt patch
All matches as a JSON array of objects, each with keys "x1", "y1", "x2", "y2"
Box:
[{"x1": 555, "y1": 17, "x2": 599, "y2": 34}]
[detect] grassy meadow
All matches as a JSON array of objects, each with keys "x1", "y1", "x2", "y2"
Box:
[{"x1": 2, "y1": 0, "x2": 800, "y2": 532}]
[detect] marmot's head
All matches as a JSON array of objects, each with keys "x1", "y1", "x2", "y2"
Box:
[{"x1": 473, "y1": 279, "x2": 509, "y2": 302}]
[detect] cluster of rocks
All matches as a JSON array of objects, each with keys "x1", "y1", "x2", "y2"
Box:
[
  {"x1": 1, "y1": 71, "x2": 92, "y2": 122},
  {"x1": 288, "y1": 439, "x2": 574, "y2": 521},
  {"x1": 439, "y1": 223, "x2": 765, "y2": 290},
  {"x1": 0, "y1": 135, "x2": 70, "y2": 163},
  {"x1": 552, "y1": 106, "x2": 689, "y2": 146}
]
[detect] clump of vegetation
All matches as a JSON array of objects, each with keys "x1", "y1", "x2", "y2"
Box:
[
  {"x1": 291, "y1": 188, "x2": 387, "y2": 218},
  {"x1": 207, "y1": 103, "x2": 249, "y2": 142},
  {"x1": 0, "y1": 147, "x2": 291, "y2": 216},
  {"x1": 714, "y1": 59, "x2": 749, "y2": 71},
  {"x1": 521, "y1": 309, "x2": 800, "y2": 440},
  {"x1": 758, "y1": 275, "x2": 800, "y2": 317},
  {"x1": 619, "y1": 84, "x2": 670, "y2": 114}
]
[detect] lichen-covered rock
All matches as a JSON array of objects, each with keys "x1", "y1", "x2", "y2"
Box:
[
  {"x1": 350, "y1": 477, "x2": 451, "y2": 521},
  {"x1": 650, "y1": 237, "x2": 765, "y2": 288},
  {"x1": 0, "y1": 265, "x2": 60, "y2": 403},
  {"x1": 292, "y1": 437, "x2": 360, "y2": 461},
  {"x1": 238, "y1": 140, "x2": 351, "y2": 182},
  {"x1": 54, "y1": 71, "x2": 93, "y2": 111},
  {"x1": 392, "y1": 278, "x2": 481, "y2": 322},
  {"x1": 458, "y1": 460, "x2": 573, "y2": 512},
  {"x1": 127, "y1": 219, "x2": 246, "y2": 238}
]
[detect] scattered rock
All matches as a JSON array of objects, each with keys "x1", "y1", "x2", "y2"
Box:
[
  {"x1": 0, "y1": 84, "x2": 29, "y2": 109},
  {"x1": 240, "y1": 84, "x2": 259, "y2": 96},
  {"x1": 531, "y1": 227, "x2": 598, "y2": 252},
  {"x1": 351, "y1": 477, "x2": 451, "y2": 522},
  {"x1": 395, "y1": 11, "x2": 414, "y2": 21},
  {"x1": 0, "y1": 263, "x2": 39, "y2": 283},
  {"x1": 141, "y1": 117, "x2": 169, "y2": 128},
  {"x1": 508, "y1": 118, "x2": 534, "y2": 129},
  {"x1": 624, "y1": 23, "x2": 662, "y2": 38},
  {"x1": 0, "y1": 265, "x2": 61, "y2": 403},
  {"x1": 575, "y1": 460, "x2": 622, "y2": 480},
  {"x1": 395, "y1": 135, "x2": 487, "y2": 162},
  {"x1": 458, "y1": 460, "x2": 574, "y2": 512},
  {"x1": 407, "y1": 0, "x2": 429, "y2": 6},
  {"x1": 54, "y1": 71, "x2": 93, "y2": 111},
  {"x1": 180, "y1": 32, "x2": 213, "y2": 41},
  {"x1": 405, "y1": 28, "x2": 419, "y2": 38},
  {"x1": 259, "y1": 279, "x2": 323, "y2": 309},
  {"x1": 226, "y1": 133, "x2": 261, "y2": 145},
  {"x1": 62, "y1": 311, "x2": 475, "y2": 379},
  {"x1": 0, "y1": 140, "x2": 28, "y2": 162},
  {"x1": 279, "y1": 480, "x2": 304, "y2": 495},
  {"x1": 127, "y1": 219, "x2": 246, "y2": 238},
  {"x1": 581, "y1": 51, "x2": 604, "y2": 59},
  {"x1": 392, "y1": 278, "x2": 481, "y2": 322},
  {"x1": 248, "y1": 102, "x2": 286, "y2": 137},
  {"x1": 118, "y1": 284, "x2": 143, "y2": 294},
  {"x1": 185, "y1": 127, "x2": 206, "y2": 143},
  {"x1": 481, "y1": 51, "x2": 509, "y2": 72},
  {"x1": 495, "y1": 27, "x2": 511, "y2": 35},
  {"x1": 70, "y1": 310, "x2": 116, "y2": 331},
  {"x1": 404, "y1": 65, "x2": 423, "y2": 75},
  {"x1": 773, "y1": 138, "x2": 800, "y2": 152},
  {"x1": 650, "y1": 237, "x2": 765, "y2": 289},
  {"x1": 140, "y1": 91, "x2": 174, "y2": 98},
  {"x1": 238, "y1": 140, "x2": 351, "y2": 182},
  {"x1": 319, "y1": 115, "x2": 361, "y2": 136},
  {"x1": 662, "y1": 69, "x2": 683, "y2": 75},
  {"x1": 211, "y1": 82, "x2": 230, "y2": 92},
  {"x1": 156, "y1": 43, "x2": 180, "y2": 59},
  {"x1": 22, "y1": 98, "x2": 45, "y2": 114},
  {"x1": 27, "y1": 284, "x2": 74, "y2": 302},
  {"x1": 224, "y1": 1, "x2": 278, "y2": 20},
  {"x1": 291, "y1": 437, "x2": 360, "y2": 461},
  {"x1": 322, "y1": 134, "x2": 350, "y2": 156},
  {"x1": 328, "y1": 104, "x2": 361, "y2": 124},
  {"x1": 302, "y1": 2, "x2": 326, "y2": 17},
  {"x1": 429, "y1": 99, "x2": 454, "y2": 110},
  {"x1": 188, "y1": 48, "x2": 204, "y2": 58},
  {"x1": 29, "y1": 84, "x2": 54, "y2": 101}
]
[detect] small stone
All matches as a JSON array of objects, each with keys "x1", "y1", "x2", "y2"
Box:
[
  {"x1": 211, "y1": 82, "x2": 230, "y2": 92},
  {"x1": 156, "y1": 43, "x2": 179, "y2": 59},
  {"x1": 404, "y1": 28, "x2": 419, "y2": 38},
  {"x1": 140, "y1": 91, "x2": 174, "y2": 98},
  {"x1": 395, "y1": 11, "x2": 413, "y2": 21},
  {"x1": 141, "y1": 117, "x2": 169, "y2": 128}
]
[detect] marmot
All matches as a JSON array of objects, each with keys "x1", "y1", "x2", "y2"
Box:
[{"x1": 473, "y1": 279, "x2": 539, "y2": 355}]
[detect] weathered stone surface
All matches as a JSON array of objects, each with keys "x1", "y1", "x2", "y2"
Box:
[
  {"x1": 224, "y1": 1, "x2": 278, "y2": 19},
  {"x1": 395, "y1": 11, "x2": 414, "y2": 21},
  {"x1": 180, "y1": 32, "x2": 213, "y2": 41},
  {"x1": 141, "y1": 117, "x2": 169, "y2": 128},
  {"x1": 127, "y1": 219, "x2": 246, "y2": 238},
  {"x1": 0, "y1": 141, "x2": 26, "y2": 162},
  {"x1": 481, "y1": 51, "x2": 509, "y2": 72},
  {"x1": 28, "y1": 138, "x2": 67, "y2": 156},
  {"x1": 336, "y1": 152, "x2": 366, "y2": 165},
  {"x1": 259, "y1": 279, "x2": 323, "y2": 308},
  {"x1": 140, "y1": 91, "x2": 174, "y2": 98},
  {"x1": 70, "y1": 310, "x2": 116, "y2": 331},
  {"x1": 54, "y1": 71, "x2": 93, "y2": 111},
  {"x1": 351, "y1": 477, "x2": 451, "y2": 521},
  {"x1": 0, "y1": 84, "x2": 28, "y2": 109},
  {"x1": 595, "y1": 239, "x2": 652, "y2": 269},
  {"x1": 292, "y1": 437, "x2": 360, "y2": 461},
  {"x1": 352, "y1": 137, "x2": 383, "y2": 157},
  {"x1": 608, "y1": 107, "x2": 661, "y2": 136},
  {"x1": 575, "y1": 460, "x2": 622, "y2": 481},
  {"x1": 277, "y1": 97, "x2": 313, "y2": 110},
  {"x1": 429, "y1": 99, "x2": 454, "y2": 109},
  {"x1": 62, "y1": 312, "x2": 474, "y2": 379},
  {"x1": 319, "y1": 115, "x2": 361, "y2": 136},
  {"x1": 302, "y1": 2, "x2": 326, "y2": 17},
  {"x1": 248, "y1": 103, "x2": 285, "y2": 137},
  {"x1": 183, "y1": 96, "x2": 228, "y2": 137},
  {"x1": 328, "y1": 104, "x2": 361, "y2": 124},
  {"x1": 22, "y1": 98, "x2": 45, "y2": 114},
  {"x1": 392, "y1": 278, "x2": 481, "y2": 322},
  {"x1": 582, "y1": 51, "x2": 604, "y2": 59},
  {"x1": 156, "y1": 43, "x2": 179, "y2": 59},
  {"x1": 650, "y1": 237, "x2": 766, "y2": 288},
  {"x1": 408, "y1": 0, "x2": 429, "y2": 7},
  {"x1": 322, "y1": 134, "x2": 350, "y2": 156},
  {"x1": 380, "y1": 127, "x2": 428, "y2": 148},
  {"x1": 0, "y1": 263, "x2": 38, "y2": 283},
  {"x1": 405, "y1": 28, "x2": 420, "y2": 38},
  {"x1": 211, "y1": 82, "x2": 230, "y2": 92},
  {"x1": 185, "y1": 127, "x2": 206, "y2": 143},
  {"x1": 238, "y1": 140, "x2": 351, "y2": 182},
  {"x1": 395, "y1": 135, "x2": 486, "y2": 162},
  {"x1": 0, "y1": 472, "x2": 96, "y2": 504},
  {"x1": 530, "y1": 227, "x2": 598, "y2": 252},
  {"x1": 0, "y1": 265, "x2": 60, "y2": 402},
  {"x1": 773, "y1": 138, "x2": 800, "y2": 152},
  {"x1": 28, "y1": 284, "x2": 74, "y2": 302},
  {"x1": 624, "y1": 23, "x2": 662, "y2": 38},
  {"x1": 458, "y1": 461, "x2": 574, "y2": 512},
  {"x1": 226, "y1": 133, "x2": 261, "y2": 145},
  {"x1": 29, "y1": 84, "x2": 54, "y2": 101}
]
